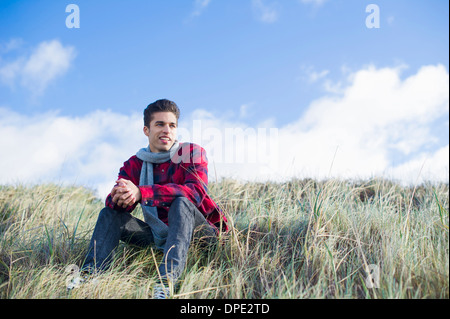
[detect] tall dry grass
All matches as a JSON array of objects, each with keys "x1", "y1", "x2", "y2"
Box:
[{"x1": 0, "y1": 178, "x2": 448, "y2": 299}]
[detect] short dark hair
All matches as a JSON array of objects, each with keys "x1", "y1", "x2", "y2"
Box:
[{"x1": 143, "y1": 99, "x2": 180, "y2": 127}]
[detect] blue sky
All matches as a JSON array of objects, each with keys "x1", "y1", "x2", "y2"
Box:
[{"x1": 0, "y1": 0, "x2": 449, "y2": 197}]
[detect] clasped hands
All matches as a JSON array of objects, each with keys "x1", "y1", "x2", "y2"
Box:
[{"x1": 111, "y1": 178, "x2": 142, "y2": 208}]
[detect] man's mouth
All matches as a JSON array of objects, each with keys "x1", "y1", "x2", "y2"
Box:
[{"x1": 159, "y1": 137, "x2": 171, "y2": 142}]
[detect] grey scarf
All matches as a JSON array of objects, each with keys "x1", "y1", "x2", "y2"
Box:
[{"x1": 136, "y1": 141, "x2": 180, "y2": 250}]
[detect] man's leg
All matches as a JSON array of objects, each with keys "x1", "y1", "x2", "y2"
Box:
[
  {"x1": 82, "y1": 206, "x2": 154, "y2": 272},
  {"x1": 158, "y1": 197, "x2": 217, "y2": 284}
]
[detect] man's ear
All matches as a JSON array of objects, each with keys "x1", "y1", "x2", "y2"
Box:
[{"x1": 143, "y1": 126, "x2": 150, "y2": 137}]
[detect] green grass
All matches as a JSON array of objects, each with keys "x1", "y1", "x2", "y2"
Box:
[{"x1": 0, "y1": 178, "x2": 448, "y2": 299}]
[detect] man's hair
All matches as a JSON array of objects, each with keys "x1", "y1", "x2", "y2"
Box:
[{"x1": 143, "y1": 99, "x2": 180, "y2": 127}]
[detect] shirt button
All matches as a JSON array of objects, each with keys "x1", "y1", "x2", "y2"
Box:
[{"x1": 162, "y1": 169, "x2": 164, "y2": 172}]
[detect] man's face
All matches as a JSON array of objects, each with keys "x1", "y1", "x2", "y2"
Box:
[{"x1": 144, "y1": 111, "x2": 178, "y2": 153}]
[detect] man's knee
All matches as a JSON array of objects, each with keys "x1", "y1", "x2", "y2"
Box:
[
  {"x1": 169, "y1": 197, "x2": 197, "y2": 221},
  {"x1": 97, "y1": 206, "x2": 121, "y2": 222}
]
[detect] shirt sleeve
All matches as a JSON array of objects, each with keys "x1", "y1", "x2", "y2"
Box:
[
  {"x1": 139, "y1": 144, "x2": 209, "y2": 208},
  {"x1": 105, "y1": 156, "x2": 141, "y2": 213}
]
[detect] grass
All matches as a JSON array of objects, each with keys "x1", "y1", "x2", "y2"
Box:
[{"x1": 0, "y1": 178, "x2": 448, "y2": 299}]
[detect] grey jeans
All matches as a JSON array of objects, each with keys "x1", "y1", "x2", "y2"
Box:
[{"x1": 82, "y1": 197, "x2": 217, "y2": 283}]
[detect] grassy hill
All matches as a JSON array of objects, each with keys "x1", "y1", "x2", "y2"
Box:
[{"x1": 0, "y1": 178, "x2": 448, "y2": 299}]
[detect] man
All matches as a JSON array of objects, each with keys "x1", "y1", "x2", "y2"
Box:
[{"x1": 81, "y1": 99, "x2": 229, "y2": 299}]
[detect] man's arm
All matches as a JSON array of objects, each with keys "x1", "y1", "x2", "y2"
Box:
[
  {"x1": 105, "y1": 156, "x2": 141, "y2": 212},
  {"x1": 112, "y1": 179, "x2": 141, "y2": 208},
  {"x1": 107, "y1": 144, "x2": 209, "y2": 212}
]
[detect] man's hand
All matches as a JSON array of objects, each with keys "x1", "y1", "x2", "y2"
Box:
[{"x1": 111, "y1": 179, "x2": 142, "y2": 209}]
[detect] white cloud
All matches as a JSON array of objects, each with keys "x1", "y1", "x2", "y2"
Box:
[
  {"x1": 239, "y1": 102, "x2": 256, "y2": 118},
  {"x1": 278, "y1": 64, "x2": 449, "y2": 182},
  {"x1": 0, "y1": 58, "x2": 24, "y2": 87},
  {"x1": 0, "y1": 64, "x2": 448, "y2": 199},
  {"x1": 309, "y1": 70, "x2": 329, "y2": 83},
  {"x1": 252, "y1": 0, "x2": 280, "y2": 23},
  {"x1": 0, "y1": 38, "x2": 24, "y2": 53},
  {"x1": 179, "y1": 64, "x2": 449, "y2": 185},
  {"x1": 0, "y1": 39, "x2": 76, "y2": 97},
  {"x1": 300, "y1": 65, "x2": 330, "y2": 83},
  {"x1": 387, "y1": 145, "x2": 449, "y2": 185},
  {"x1": 190, "y1": 0, "x2": 211, "y2": 17},
  {"x1": 178, "y1": 109, "x2": 280, "y2": 182},
  {"x1": 0, "y1": 108, "x2": 144, "y2": 198}
]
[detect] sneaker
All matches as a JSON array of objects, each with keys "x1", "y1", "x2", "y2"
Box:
[
  {"x1": 65, "y1": 264, "x2": 84, "y2": 290},
  {"x1": 66, "y1": 274, "x2": 85, "y2": 290},
  {"x1": 153, "y1": 283, "x2": 171, "y2": 299},
  {"x1": 65, "y1": 264, "x2": 99, "y2": 290}
]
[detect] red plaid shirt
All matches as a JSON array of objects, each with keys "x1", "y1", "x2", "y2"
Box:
[{"x1": 105, "y1": 142, "x2": 229, "y2": 232}]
